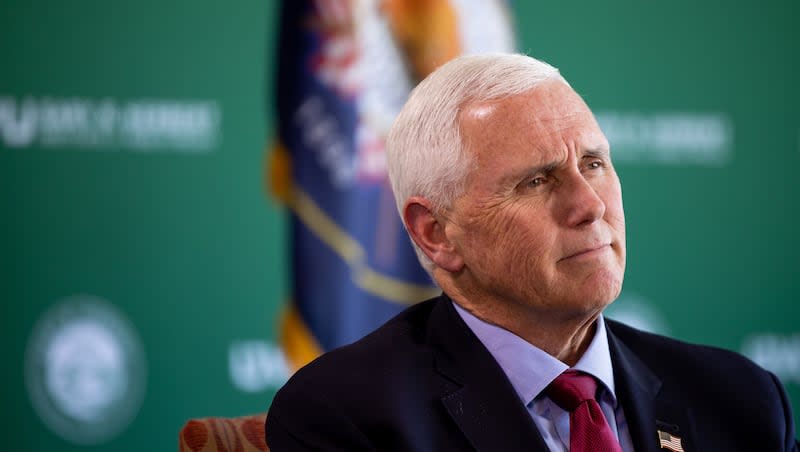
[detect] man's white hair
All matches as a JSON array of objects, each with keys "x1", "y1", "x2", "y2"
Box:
[{"x1": 385, "y1": 53, "x2": 568, "y2": 273}]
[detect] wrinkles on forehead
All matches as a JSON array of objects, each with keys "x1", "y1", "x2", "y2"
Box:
[
  {"x1": 457, "y1": 82, "x2": 609, "y2": 194},
  {"x1": 459, "y1": 81, "x2": 608, "y2": 160}
]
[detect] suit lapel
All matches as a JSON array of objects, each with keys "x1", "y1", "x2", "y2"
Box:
[
  {"x1": 423, "y1": 298, "x2": 699, "y2": 452},
  {"x1": 427, "y1": 297, "x2": 549, "y2": 452},
  {"x1": 607, "y1": 321, "x2": 696, "y2": 452}
]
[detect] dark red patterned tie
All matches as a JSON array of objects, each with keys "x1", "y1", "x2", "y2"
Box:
[{"x1": 546, "y1": 370, "x2": 623, "y2": 452}]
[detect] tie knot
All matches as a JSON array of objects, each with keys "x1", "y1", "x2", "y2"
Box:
[{"x1": 545, "y1": 370, "x2": 598, "y2": 411}]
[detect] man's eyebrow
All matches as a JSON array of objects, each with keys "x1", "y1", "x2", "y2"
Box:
[
  {"x1": 502, "y1": 148, "x2": 610, "y2": 187},
  {"x1": 582, "y1": 148, "x2": 611, "y2": 158},
  {"x1": 503, "y1": 160, "x2": 561, "y2": 186},
  {"x1": 532, "y1": 161, "x2": 561, "y2": 175}
]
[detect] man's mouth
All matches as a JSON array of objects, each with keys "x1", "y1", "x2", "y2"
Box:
[{"x1": 560, "y1": 243, "x2": 611, "y2": 261}]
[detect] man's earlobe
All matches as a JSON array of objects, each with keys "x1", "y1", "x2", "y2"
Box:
[{"x1": 403, "y1": 198, "x2": 464, "y2": 272}]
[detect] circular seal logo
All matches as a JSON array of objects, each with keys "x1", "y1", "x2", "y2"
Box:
[{"x1": 24, "y1": 294, "x2": 147, "y2": 445}]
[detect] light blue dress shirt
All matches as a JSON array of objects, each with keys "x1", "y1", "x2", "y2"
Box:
[{"x1": 453, "y1": 302, "x2": 635, "y2": 452}]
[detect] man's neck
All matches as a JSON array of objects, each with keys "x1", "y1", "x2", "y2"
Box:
[{"x1": 442, "y1": 283, "x2": 601, "y2": 366}]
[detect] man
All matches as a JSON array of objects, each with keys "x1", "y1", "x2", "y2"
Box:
[{"x1": 266, "y1": 54, "x2": 798, "y2": 451}]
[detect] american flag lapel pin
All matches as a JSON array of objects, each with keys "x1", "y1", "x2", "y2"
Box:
[{"x1": 657, "y1": 429, "x2": 685, "y2": 452}]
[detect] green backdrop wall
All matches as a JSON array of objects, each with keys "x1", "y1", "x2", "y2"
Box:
[{"x1": 2, "y1": 1, "x2": 797, "y2": 450}]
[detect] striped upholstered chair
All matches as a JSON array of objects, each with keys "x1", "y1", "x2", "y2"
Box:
[{"x1": 179, "y1": 414, "x2": 268, "y2": 452}]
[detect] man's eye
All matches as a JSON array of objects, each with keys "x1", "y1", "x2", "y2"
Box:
[
  {"x1": 529, "y1": 176, "x2": 547, "y2": 187},
  {"x1": 587, "y1": 160, "x2": 604, "y2": 169}
]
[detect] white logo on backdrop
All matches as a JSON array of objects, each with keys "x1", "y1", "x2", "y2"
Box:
[
  {"x1": 604, "y1": 292, "x2": 671, "y2": 335},
  {"x1": 0, "y1": 96, "x2": 220, "y2": 151},
  {"x1": 25, "y1": 295, "x2": 147, "y2": 445},
  {"x1": 742, "y1": 333, "x2": 800, "y2": 385},
  {"x1": 228, "y1": 340, "x2": 289, "y2": 393},
  {"x1": 596, "y1": 112, "x2": 732, "y2": 165}
]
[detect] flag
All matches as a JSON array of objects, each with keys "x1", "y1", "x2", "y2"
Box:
[
  {"x1": 270, "y1": 0, "x2": 515, "y2": 371},
  {"x1": 658, "y1": 430, "x2": 685, "y2": 452}
]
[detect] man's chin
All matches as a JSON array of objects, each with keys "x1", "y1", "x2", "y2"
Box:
[{"x1": 582, "y1": 263, "x2": 623, "y2": 293}]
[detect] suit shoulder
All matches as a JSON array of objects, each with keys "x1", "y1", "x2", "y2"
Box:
[
  {"x1": 267, "y1": 297, "x2": 444, "y2": 439},
  {"x1": 605, "y1": 318, "x2": 769, "y2": 379},
  {"x1": 272, "y1": 298, "x2": 440, "y2": 396},
  {"x1": 313, "y1": 297, "x2": 437, "y2": 366},
  {"x1": 606, "y1": 318, "x2": 798, "y2": 450}
]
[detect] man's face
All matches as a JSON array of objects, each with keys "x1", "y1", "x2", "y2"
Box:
[{"x1": 444, "y1": 80, "x2": 626, "y2": 321}]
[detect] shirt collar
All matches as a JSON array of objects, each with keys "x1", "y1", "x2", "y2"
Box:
[{"x1": 453, "y1": 301, "x2": 617, "y2": 406}]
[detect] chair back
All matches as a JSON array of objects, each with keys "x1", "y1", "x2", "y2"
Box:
[{"x1": 179, "y1": 414, "x2": 268, "y2": 452}]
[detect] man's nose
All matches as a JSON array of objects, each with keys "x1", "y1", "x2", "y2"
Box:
[{"x1": 559, "y1": 173, "x2": 606, "y2": 228}]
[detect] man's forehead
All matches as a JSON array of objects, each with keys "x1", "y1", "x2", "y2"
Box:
[
  {"x1": 461, "y1": 80, "x2": 586, "y2": 117},
  {"x1": 464, "y1": 103, "x2": 496, "y2": 120},
  {"x1": 460, "y1": 85, "x2": 603, "y2": 149}
]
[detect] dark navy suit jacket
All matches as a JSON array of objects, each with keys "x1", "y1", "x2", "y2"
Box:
[{"x1": 266, "y1": 294, "x2": 799, "y2": 451}]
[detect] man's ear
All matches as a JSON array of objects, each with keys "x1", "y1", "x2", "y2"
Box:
[{"x1": 403, "y1": 197, "x2": 464, "y2": 272}]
